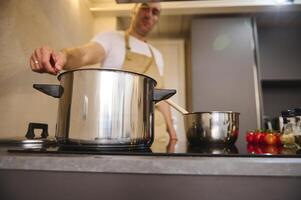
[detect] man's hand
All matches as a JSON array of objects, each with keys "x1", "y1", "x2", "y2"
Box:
[{"x1": 29, "y1": 46, "x2": 66, "y2": 75}]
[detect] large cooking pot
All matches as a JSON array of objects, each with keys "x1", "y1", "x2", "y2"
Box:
[
  {"x1": 33, "y1": 68, "x2": 176, "y2": 149},
  {"x1": 166, "y1": 100, "x2": 239, "y2": 146}
]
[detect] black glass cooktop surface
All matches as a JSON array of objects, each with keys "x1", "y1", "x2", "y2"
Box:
[{"x1": 6, "y1": 140, "x2": 301, "y2": 158}]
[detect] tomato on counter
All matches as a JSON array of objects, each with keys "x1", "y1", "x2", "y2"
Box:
[
  {"x1": 246, "y1": 131, "x2": 255, "y2": 144},
  {"x1": 254, "y1": 131, "x2": 265, "y2": 144},
  {"x1": 275, "y1": 133, "x2": 282, "y2": 145},
  {"x1": 246, "y1": 129, "x2": 282, "y2": 146},
  {"x1": 264, "y1": 132, "x2": 278, "y2": 145}
]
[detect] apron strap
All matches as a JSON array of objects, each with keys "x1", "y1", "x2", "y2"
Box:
[
  {"x1": 124, "y1": 32, "x2": 155, "y2": 60},
  {"x1": 125, "y1": 32, "x2": 131, "y2": 50},
  {"x1": 124, "y1": 32, "x2": 155, "y2": 73}
]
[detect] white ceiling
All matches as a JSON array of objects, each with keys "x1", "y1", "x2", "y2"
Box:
[
  {"x1": 86, "y1": 0, "x2": 301, "y2": 38},
  {"x1": 87, "y1": 0, "x2": 301, "y2": 16}
]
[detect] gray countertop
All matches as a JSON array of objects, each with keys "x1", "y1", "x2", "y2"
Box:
[{"x1": 1, "y1": 142, "x2": 301, "y2": 177}]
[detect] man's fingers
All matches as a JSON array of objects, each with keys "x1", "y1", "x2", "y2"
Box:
[
  {"x1": 29, "y1": 58, "x2": 37, "y2": 71},
  {"x1": 30, "y1": 46, "x2": 63, "y2": 75},
  {"x1": 32, "y1": 48, "x2": 45, "y2": 73},
  {"x1": 41, "y1": 47, "x2": 57, "y2": 75},
  {"x1": 51, "y1": 51, "x2": 64, "y2": 72},
  {"x1": 34, "y1": 48, "x2": 42, "y2": 64},
  {"x1": 30, "y1": 54, "x2": 42, "y2": 72}
]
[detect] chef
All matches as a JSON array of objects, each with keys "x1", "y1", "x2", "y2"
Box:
[{"x1": 29, "y1": 2, "x2": 177, "y2": 142}]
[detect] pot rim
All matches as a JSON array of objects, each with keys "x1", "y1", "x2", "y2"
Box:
[
  {"x1": 57, "y1": 68, "x2": 157, "y2": 86},
  {"x1": 184, "y1": 111, "x2": 240, "y2": 115}
]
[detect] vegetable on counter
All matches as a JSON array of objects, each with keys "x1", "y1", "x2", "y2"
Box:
[
  {"x1": 264, "y1": 132, "x2": 279, "y2": 145},
  {"x1": 245, "y1": 130, "x2": 301, "y2": 154},
  {"x1": 246, "y1": 130, "x2": 255, "y2": 144},
  {"x1": 280, "y1": 133, "x2": 295, "y2": 147},
  {"x1": 245, "y1": 130, "x2": 281, "y2": 146}
]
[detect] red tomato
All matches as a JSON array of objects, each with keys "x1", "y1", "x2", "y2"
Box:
[
  {"x1": 275, "y1": 133, "x2": 282, "y2": 146},
  {"x1": 264, "y1": 133, "x2": 277, "y2": 145},
  {"x1": 246, "y1": 131, "x2": 255, "y2": 143},
  {"x1": 254, "y1": 132, "x2": 265, "y2": 144}
]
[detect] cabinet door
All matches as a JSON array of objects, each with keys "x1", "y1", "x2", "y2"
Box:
[
  {"x1": 190, "y1": 17, "x2": 260, "y2": 148},
  {"x1": 257, "y1": 25, "x2": 301, "y2": 119}
]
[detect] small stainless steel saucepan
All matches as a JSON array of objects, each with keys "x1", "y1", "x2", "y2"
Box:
[{"x1": 166, "y1": 100, "x2": 240, "y2": 146}]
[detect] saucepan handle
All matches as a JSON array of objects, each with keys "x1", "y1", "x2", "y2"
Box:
[
  {"x1": 33, "y1": 84, "x2": 64, "y2": 98},
  {"x1": 153, "y1": 89, "x2": 176, "y2": 103}
]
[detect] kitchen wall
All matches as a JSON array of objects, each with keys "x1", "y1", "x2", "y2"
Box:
[
  {"x1": 190, "y1": 17, "x2": 259, "y2": 150},
  {"x1": 94, "y1": 16, "x2": 117, "y2": 35},
  {"x1": 0, "y1": 0, "x2": 94, "y2": 138}
]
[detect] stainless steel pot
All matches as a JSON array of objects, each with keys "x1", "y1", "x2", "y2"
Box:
[
  {"x1": 166, "y1": 100, "x2": 240, "y2": 146},
  {"x1": 33, "y1": 69, "x2": 176, "y2": 149},
  {"x1": 184, "y1": 112, "x2": 240, "y2": 146}
]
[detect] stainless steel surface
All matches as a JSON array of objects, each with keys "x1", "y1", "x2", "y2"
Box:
[
  {"x1": 0, "y1": 122, "x2": 56, "y2": 148},
  {"x1": 0, "y1": 137, "x2": 56, "y2": 149},
  {"x1": 57, "y1": 69, "x2": 155, "y2": 148},
  {"x1": 165, "y1": 98, "x2": 240, "y2": 145},
  {"x1": 0, "y1": 138, "x2": 53, "y2": 144},
  {"x1": 34, "y1": 69, "x2": 175, "y2": 148},
  {"x1": 184, "y1": 112, "x2": 240, "y2": 145}
]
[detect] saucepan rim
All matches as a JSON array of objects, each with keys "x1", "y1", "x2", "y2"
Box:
[{"x1": 57, "y1": 68, "x2": 157, "y2": 86}]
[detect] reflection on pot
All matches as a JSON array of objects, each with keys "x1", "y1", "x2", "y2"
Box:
[
  {"x1": 166, "y1": 139, "x2": 177, "y2": 153},
  {"x1": 187, "y1": 144, "x2": 239, "y2": 154}
]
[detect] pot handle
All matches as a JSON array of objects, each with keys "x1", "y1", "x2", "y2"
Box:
[
  {"x1": 26, "y1": 122, "x2": 48, "y2": 139},
  {"x1": 153, "y1": 89, "x2": 176, "y2": 103},
  {"x1": 33, "y1": 84, "x2": 64, "y2": 98}
]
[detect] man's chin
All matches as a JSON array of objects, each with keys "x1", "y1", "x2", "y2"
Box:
[
  {"x1": 139, "y1": 24, "x2": 153, "y2": 33},
  {"x1": 137, "y1": 29, "x2": 152, "y2": 37}
]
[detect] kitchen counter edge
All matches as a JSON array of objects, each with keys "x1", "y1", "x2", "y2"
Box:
[{"x1": 1, "y1": 150, "x2": 301, "y2": 177}]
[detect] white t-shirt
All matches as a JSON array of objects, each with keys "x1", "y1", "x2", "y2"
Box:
[{"x1": 91, "y1": 31, "x2": 164, "y2": 76}]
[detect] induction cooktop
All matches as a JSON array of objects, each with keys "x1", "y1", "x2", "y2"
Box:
[{"x1": 6, "y1": 140, "x2": 301, "y2": 158}]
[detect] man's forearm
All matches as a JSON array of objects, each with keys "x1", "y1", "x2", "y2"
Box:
[
  {"x1": 60, "y1": 47, "x2": 85, "y2": 70},
  {"x1": 156, "y1": 101, "x2": 177, "y2": 140},
  {"x1": 61, "y1": 42, "x2": 105, "y2": 70}
]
